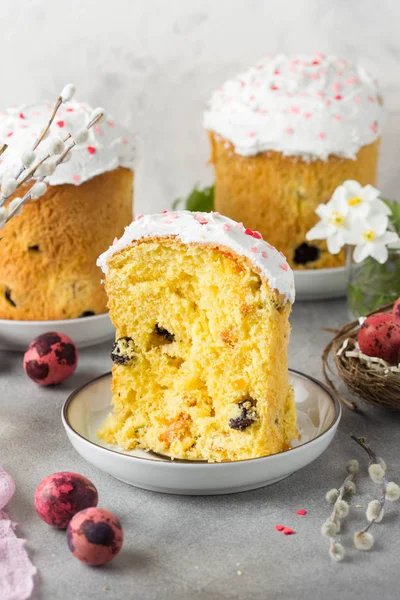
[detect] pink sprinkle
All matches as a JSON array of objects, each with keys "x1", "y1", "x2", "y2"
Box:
[
  {"x1": 334, "y1": 114, "x2": 343, "y2": 121},
  {"x1": 72, "y1": 174, "x2": 81, "y2": 183},
  {"x1": 346, "y1": 76, "x2": 359, "y2": 85},
  {"x1": 275, "y1": 525, "x2": 285, "y2": 531},
  {"x1": 163, "y1": 219, "x2": 173, "y2": 224},
  {"x1": 252, "y1": 231, "x2": 263, "y2": 239},
  {"x1": 312, "y1": 60, "x2": 320, "y2": 65},
  {"x1": 6, "y1": 132, "x2": 13, "y2": 138},
  {"x1": 332, "y1": 82, "x2": 342, "y2": 91},
  {"x1": 311, "y1": 73, "x2": 319, "y2": 80},
  {"x1": 249, "y1": 95, "x2": 255, "y2": 101},
  {"x1": 317, "y1": 91, "x2": 324, "y2": 98},
  {"x1": 112, "y1": 237, "x2": 118, "y2": 245},
  {"x1": 283, "y1": 528, "x2": 295, "y2": 535},
  {"x1": 255, "y1": 64, "x2": 263, "y2": 70},
  {"x1": 66, "y1": 107, "x2": 74, "y2": 112},
  {"x1": 107, "y1": 121, "x2": 115, "y2": 127},
  {"x1": 296, "y1": 509, "x2": 307, "y2": 516},
  {"x1": 248, "y1": 131, "x2": 256, "y2": 138},
  {"x1": 370, "y1": 121, "x2": 378, "y2": 133},
  {"x1": 169, "y1": 212, "x2": 178, "y2": 219},
  {"x1": 336, "y1": 70, "x2": 343, "y2": 77},
  {"x1": 354, "y1": 96, "x2": 361, "y2": 104},
  {"x1": 271, "y1": 85, "x2": 279, "y2": 91},
  {"x1": 258, "y1": 109, "x2": 268, "y2": 115},
  {"x1": 250, "y1": 246, "x2": 259, "y2": 253},
  {"x1": 261, "y1": 251, "x2": 268, "y2": 259},
  {"x1": 223, "y1": 223, "x2": 231, "y2": 232},
  {"x1": 368, "y1": 96, "x2": 376, "y2": 103},
  {"x1": 266, "y1": 242, "x2": 274, "y2": 250},
  {"x1": 304, "y1": 112, "x2": 312, "y2": 119},
  {"x1": 334, "y1": 94, "x2": 342, "y2": 101},
  {"x1": 87, "y1": 146, "x2": 96, "y2": 155},
  {"x1": 136, "y1": 213, "x2": 144, "y2": 220},
  {"x1": 274, "y1": 69, "x2": 280, "y2": 75},
  {"x1": 122, "y1": 137, "x2": 128, "y2": 144},
  {"x1": 290, "y1": 106, "x2": 300, "y2": 114},
  {"x1": 160, "y1": 210, "x2": 168, "y2": 214},
  {"x1": 94, "y1": 125, "x2": 102, "y2": 136},
  {"x1": 285, "y1": 127, "x2": 294, "y2": 135},
  {"x1": 325, "y1": 99, "x2": 331, "y2": 106},
  {"x1": 195, "y1": 214, "x2": 208, "y2": 225},
  {"x1": 280, "y1": 263, "x2": 289, "y2": 271},
  {"x1": 319, "y1": 131, "x2": 327, "y2": 139},
  {"x1": 235, "y1": 222, "x2": 245, "y2": 231},
  {"x1": 56, "y1": 120, "x2": 65, "y2": 128},
  {"x1": 19, "y1": 112, "x2": 26, "y2": 119}
]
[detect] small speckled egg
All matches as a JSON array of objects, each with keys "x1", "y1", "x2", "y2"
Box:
[
  {"x1": 67, "y1": 507, "x2": 123, "y2": 566},
  {"x1": 23, "y1": 331, "x2": 78, "y2": 385},
  {"x1": 34, "y1": 472, "x2": 98, "y2": 529}
]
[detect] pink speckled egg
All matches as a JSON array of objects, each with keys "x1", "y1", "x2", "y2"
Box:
[
  {"x1": 34, "y1": 472, "x2": 98, "y2": 529},
  {"x1": 67, "y1": 507, "x2": 123, "y2": 566},
  {"x1": 23, "y1": 331, "x2": 78, "y2": 385}
]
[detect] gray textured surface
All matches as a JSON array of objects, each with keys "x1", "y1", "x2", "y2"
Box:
[{"x1": 1, "y1": 298, "x2": 400, "y2": 600}]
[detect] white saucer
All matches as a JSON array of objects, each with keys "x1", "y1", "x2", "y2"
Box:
[
  {"x1": 0, "y1": 313, "x2": 115, "y2": 352},
  {"x1": 294, "y1": 266, "x2": 349, "y2": 301},
  {"x1": 62, "y1": 370, "x2": 341, "y2": 495}
]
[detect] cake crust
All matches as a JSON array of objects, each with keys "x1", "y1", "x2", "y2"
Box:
[{"x1": 0, "y1": 167, "x2": 133, "y2": 320}]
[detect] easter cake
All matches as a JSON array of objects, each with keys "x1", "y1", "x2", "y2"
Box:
[
  {"x1": 97, "y1": 210, "x2": 297, "y2": 462},
  {"x1": 204, "y1": 53, "x2": 383, "y2": 269},
  {"x1": 0, "y1": 102, "x2": 135, "y2": 320}
]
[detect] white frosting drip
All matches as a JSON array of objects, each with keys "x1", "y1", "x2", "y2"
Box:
[
  {"x1": 0, "y1": 102, "x2": 136, "y2": 186},
  {"x1": 97, "y1": 210, "x2": 295, "y2": 304},
  {"x1": 203, "y1": 53, "x2": 383, "y2": 160}
]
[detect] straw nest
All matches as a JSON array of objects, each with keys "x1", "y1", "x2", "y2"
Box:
[{"x1": 322, "y1": 302, "x2": 400, "y2": 411}]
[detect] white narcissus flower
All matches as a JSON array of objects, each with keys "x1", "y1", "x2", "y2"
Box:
[
  {"x1": 347, "y1": 213, "x2": 399, "y2": 264},
  {"x1": 340, "y1": 180, "x2": 391, "y2": 221},
  {"x1": 306, "y1": 186, "x2": 351, "y2": 254}
]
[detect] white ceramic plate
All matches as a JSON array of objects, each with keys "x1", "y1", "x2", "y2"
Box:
[
  {"x1": 294, "y1": 265, "x2": 349, "y2": 301},
  {"x1": 0, "y1": 312, "x2": 115, "y2": 352},
  {"x1": 62, "y1": 370, "x2": 341, "y2": 495}
]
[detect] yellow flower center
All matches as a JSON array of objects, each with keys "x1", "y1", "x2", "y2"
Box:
[
  {"x1": 348, "y1": 196, "x2": 363, "y2": 207},
  {"x1": 362, "y1": 229, "x2": 375, "y2": 242},
  {"x1": 328, "y1": 211, "x2": 345, "y2": 227}
]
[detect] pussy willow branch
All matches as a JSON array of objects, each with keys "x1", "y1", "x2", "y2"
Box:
[
  {"x1": 5, "y1": 112, "x2": 104, "y2": 224},
  {"x1": 0, "y1": 144, "x2": 7, "y2": 158},
  {"x1": 351, "y1": 435, "x2": 388, "y2": 533}
]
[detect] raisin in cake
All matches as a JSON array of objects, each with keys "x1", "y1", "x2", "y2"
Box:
[
  {"x1": 97, "y1": 211, "x2": 296, "y2": 462},
  {"x1": 204, "y1": 53, "x2": 383, "y2": 270},
  {"x1": 0, "y1": 102, "x2": 135, "y2": 320}
]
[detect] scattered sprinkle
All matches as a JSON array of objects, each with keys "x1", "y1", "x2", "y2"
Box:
[
  {"x1": 275, "y1": 525, "x2": 285, "y2": 531},
  {"x1": 283, "y1": 528, "x2": 295, "y2": 535},
  {"x1": 87, "y1": 146, "x2": 96, "y2": 155},
  {"x1": 56, "y1": 120, "x2": 65, "y2": 128},
  {"x1": 296, "y1": 509, "x2": 307, "y2": 516}
]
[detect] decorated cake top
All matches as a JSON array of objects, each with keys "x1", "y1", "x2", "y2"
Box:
[
  {"x1": 0, "y1": 102, "x2": 136, "y2": 186},
  {"x1": 203, "y1": 53, "x2": 383, "y2": 160},
  {"x1": 97, "y1": 210, "x2": 295, "y2": 303}
]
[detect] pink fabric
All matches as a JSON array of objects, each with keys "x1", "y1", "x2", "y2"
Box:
[{"x1": 0, "y1": 465, "x2": 36, "y2": 600}]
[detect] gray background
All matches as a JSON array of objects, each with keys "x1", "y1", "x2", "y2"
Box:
[{"x1": 2, "y1": 299, "x2": 400, "y2": 600}]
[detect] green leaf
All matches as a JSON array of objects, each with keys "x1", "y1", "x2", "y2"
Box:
[
  {"x1": 173, "y1": 185, "x2": 215, "y2": 213},
  {"x1": 382, "y1": 197, "x2": 400, "y2": 234}
]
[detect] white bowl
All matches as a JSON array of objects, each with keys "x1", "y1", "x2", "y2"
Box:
[
  {"x1": 294, "y1": 265, "x2": 349, "y2": 301},
  {"x1": 0, "y1": 312, "x2": 115, "y2": 352},
  {"x1": 62, "y1": 369, "x2": 341, "y2": 495}
]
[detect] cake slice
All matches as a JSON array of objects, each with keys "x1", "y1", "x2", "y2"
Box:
[{"x1": 97, "y1": 211, "x2": 296, "y2": 462}]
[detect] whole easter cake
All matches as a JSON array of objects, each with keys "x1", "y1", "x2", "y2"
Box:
[
  {"x1": 204, "y1": 53, "x2": 383, "y2": 269},
  {"x1": 0, "y1": 102, "x2": 135, "y2": 320},
  {"x1": 97, "y1": 210, "x2": 297, "y2": 462}
]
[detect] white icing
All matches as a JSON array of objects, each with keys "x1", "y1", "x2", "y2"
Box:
[
  {"x1": 97, "y1": 210, "x2": 295, "y2": 304},
  {"x1": 203, "y1": 53, "x2": 383, "y2": 160},
  {"x1": 0, "y1": 102, "x2": 136, "y2": 186}
]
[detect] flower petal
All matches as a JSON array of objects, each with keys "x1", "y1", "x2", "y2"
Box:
[
  {"x1": 342, "y1": 180, "x2": 362, "y2": 197},
  {"x1": 362, "y1": 184, "x2": 381, "y2": 203},
  {"x1": 327, "y1": 232, "x2": 344, "y2": 254},
  {"x1": 370, "y1": 243, "x2": 388, "y2": 264},
  {"x1": 306, "y1": 222, "x2": 335, "y2": 240},
  {"x1": 369, "y1": 198, "x2": 392, "y2": 216},
  {"x1": 367, "y1": 213, "x2": 389, "y2": 236},
  {"x1": 353, "y1": 243, "x2": 371, "y2": 263}
]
